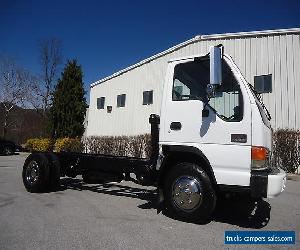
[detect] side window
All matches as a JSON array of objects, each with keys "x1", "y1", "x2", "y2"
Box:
[
  {"x1": 172, "y1": 58, "x2": 243, "y2": 122},
  {"x1": 117, "y1": 94, "x2": 126, "y2": 107},
  {"x1": 173, "y1": 79, "x2": 190, "y2": 99},
  {"x1": 97, "y1": 97, "x2": 105, "y2": 109},
  {"x1": 143, "y1": 90, "x2": 153, "y2": 105},
  {"x1": 173, "y1": 60, "x2": 208, "y2": 101}
]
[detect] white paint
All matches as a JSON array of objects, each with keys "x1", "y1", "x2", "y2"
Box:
[
  {"x1": 267, "y1": 168, "x2": 286, "y2": 198},
  {"x1": 159, "y1": 141, "x2": 252, "y2": 186}
]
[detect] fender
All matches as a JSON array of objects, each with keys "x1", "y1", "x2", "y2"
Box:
[{"x1": 158, "y1": 145, "x2": 217, "y2": 187}]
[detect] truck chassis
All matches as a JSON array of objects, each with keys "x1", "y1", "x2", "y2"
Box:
[{"x1": 22, "y1": 114, "x2": 217, "y2": 222}]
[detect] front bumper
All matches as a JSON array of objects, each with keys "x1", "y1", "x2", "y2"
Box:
[{"x1": 250, "y1": 168, "x2": 286, "y2": 198}]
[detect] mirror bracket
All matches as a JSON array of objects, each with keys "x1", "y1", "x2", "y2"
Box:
[{"x1": 202, "y1": 108, "x2": 209, "y2": 117}]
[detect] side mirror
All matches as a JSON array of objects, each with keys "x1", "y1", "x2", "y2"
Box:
[
  {"x1": 254, "y1": 74, "x2": 272, "y2": 93},
  {"x1": 210, "y1": 46, "x2": 222, "y2": 86}
]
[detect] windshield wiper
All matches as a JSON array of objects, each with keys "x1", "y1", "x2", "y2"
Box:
[{"x1": 248, "y1": 84, "x2": 271, "y2": 120}]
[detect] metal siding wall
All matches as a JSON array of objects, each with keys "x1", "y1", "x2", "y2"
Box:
[
  {"x1": 273, "y1": 36, "x2": 281, "y2": 127},
  {"x1": 286, "y1": 35, "x2": 295, "y2": 128},
  {"x1": 293, "y1": 35, "x2": 300, "y2": 129},
  {"x1": 88, "y1": 32, "x2": 300, "y2": 136},
  {"x1": 87, "y1": 55, "x2": 171, "y2": 136},
  {"x1": 267, "y1": 36, "x2": 276, "y2": 123}
]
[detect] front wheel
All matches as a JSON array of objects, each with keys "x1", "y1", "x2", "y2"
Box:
[{"x1": 164, "y1": 162, "x2": 216, "y2": 223}]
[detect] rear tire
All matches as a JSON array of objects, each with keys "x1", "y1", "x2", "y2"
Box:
[
  {"x1": 46, "y1": 153, "x2": 61, "y2": 190},
  {"x1": 22, "y1": 153, "x2": 50, "y2": 193},
  {"x1": 4, "y1": 146, "x2": 13, "y2": 155},
  {"x1": 163, "y1": 162, "x2": 216, "y2": 223}
]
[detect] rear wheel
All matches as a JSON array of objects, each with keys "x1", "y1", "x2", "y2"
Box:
[
  {"x1": 46, "y1": 153, "x2": 61, "y2": 190},
  {"x1": 164, "y1": 162, "x2": 216, "y2": 223},
  {"x1": 22, "y1": 153, "x2": 50, "y2": 192},
  {"x1": 4, "y1": 146, "x2": 13, "y2": 155}
]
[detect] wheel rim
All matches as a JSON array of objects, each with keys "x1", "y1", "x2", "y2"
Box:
[
  {"x1": 25, "y1": 161, "x2": 40, "y2": 185},
  {"x1": 5, "y1": 147, "x2": 12, "y2": 155},
  {"x1": 172, "y1": 176, "x2": 202, "y2": 211}
]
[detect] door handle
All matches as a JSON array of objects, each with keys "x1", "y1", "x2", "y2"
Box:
[{"x1": 170, "y1": 122, "x2": 182, "y2": 130}]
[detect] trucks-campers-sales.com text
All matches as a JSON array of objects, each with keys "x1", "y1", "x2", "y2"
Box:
[{"x1": 224, "y1": 231, "x2": 295, "y2": 244}]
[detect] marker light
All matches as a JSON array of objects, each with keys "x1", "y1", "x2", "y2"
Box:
[{"x1": 251, "y1": 146, "x2": 269, "y2": 170}]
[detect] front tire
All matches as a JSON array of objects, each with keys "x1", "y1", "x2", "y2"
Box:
[{"x1": 164, "y1": 162, "x2": 216, "y2": 223}]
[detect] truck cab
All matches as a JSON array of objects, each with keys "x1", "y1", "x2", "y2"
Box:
[{"x1": 158, "y1": 47, "x2": 286, "y2": 221}]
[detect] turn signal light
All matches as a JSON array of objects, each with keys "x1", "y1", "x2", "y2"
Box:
[
  {"x1": 251, "y1": 146, "x2": 267, "y2": 161},
  {"x1": 251, "y1": 146, "x2": 268, "y2": 170}
]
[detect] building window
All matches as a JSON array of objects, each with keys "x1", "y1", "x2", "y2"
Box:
[
  {"x1": 143, "y1": 90, "x2": 153, "y2": 105},
  {"x1": 254, "y1": 74, "x2": 272, "y2": 93},
  {"x1": 97, "y1": 97, "x2": 105, "y2": 109},
  {"x1": 117, "y1": 94, "x2": 126, "y2": 107}
]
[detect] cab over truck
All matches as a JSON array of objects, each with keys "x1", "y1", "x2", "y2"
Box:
[{"x1": 22, "y1": 46, "x2": 286, "y2": 223}]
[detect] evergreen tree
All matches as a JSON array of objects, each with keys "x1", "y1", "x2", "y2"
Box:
[{"x1": 50, "y1": 60, "x2": 87, "y2": 138}]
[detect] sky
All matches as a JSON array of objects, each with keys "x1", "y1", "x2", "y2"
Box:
[{"x1": 1, "y1": 0, "x2": 299, "y2": 100}]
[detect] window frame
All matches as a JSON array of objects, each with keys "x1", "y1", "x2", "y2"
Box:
[
  {"x1": 117, "y1": 94, "x2": 126, "y2": 107},
  {"x1": 142, "y1": 90, "x2": 153, "y2": 105},
  {"x1": 172, "y1": 58, "x2": 209, "y2": 103},
  {"x1": 97, "y1": 97, "x2": 105, "y2": 109}
]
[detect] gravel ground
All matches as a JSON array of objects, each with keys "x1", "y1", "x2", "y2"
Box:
[{"x1": 0, "y1": 153, "x2": 299, "y2": 249}]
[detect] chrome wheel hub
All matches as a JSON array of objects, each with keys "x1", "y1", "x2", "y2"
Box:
[
  {"x1": 172, "y1": 176, "x2": 202, "y2": 211},
  {"x1": 25, "y1": 161, "x2": 39, "y2": 184}
]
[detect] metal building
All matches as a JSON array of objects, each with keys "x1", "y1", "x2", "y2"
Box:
[{"x1": 87, "y1": 28, "x2": 300, "y2": 137}]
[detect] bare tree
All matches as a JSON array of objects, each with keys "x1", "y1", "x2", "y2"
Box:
[
  {"x1": 28, "y1": 38, "x2": 62, "y2": 117},
  {"x1": 0, "y1": 56, "x2": 34, "y2": 138}
]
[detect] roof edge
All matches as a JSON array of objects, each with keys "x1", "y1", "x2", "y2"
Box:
[
  {"x1": 201, "y1": 28, "x2": 300, "y2": 40},
  {"x1": 91, "y1": 28, "x2": 300, "y2": 88}
]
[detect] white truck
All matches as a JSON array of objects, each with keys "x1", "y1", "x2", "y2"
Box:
[{"x1": 22, "y1": 46, "x2": 286, "y2": 223}]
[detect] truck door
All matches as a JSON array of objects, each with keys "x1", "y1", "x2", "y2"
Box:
[{"x1": 160, "y1": 56, "x2": 252, "y2": 186}]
